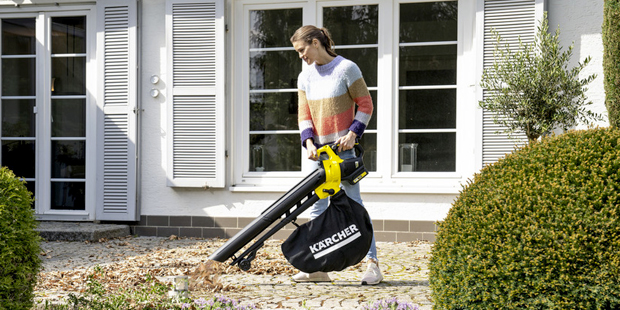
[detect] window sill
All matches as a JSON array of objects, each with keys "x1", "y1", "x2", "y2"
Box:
[
  {"x1": 362, "y1": 184, "x2": 461, "y2": 194},
  {"x1": 229, "y1": 182, "x2": 462, "y2": 195},
  {"x1": 36, "y1": 212, "x2": 92, "y2": 221}
]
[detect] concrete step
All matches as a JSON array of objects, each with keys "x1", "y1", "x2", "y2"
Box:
[{"x1": 36, "y1": 221, "x2": 130, "y2": 242}]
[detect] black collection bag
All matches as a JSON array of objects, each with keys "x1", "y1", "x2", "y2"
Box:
[{"x1": 281, "y1": 190, "x2": 373, "y2": 273}]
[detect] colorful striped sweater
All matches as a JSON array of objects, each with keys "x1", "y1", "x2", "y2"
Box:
[{"x1": 297, "y1": 55, "x2": 374, "y2": 147}]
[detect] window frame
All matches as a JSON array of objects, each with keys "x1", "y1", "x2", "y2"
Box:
[
  {"x1": 233, "y1": 1, "x2": 310, "y2": 189},
  {"x1": 231, "y1": 0, "x2": 478, "y2": 194},
  {"x1": 392, "y1": 0, "x2": 458, "y2": 175},
  {"x1": 318, "y1": 0, "x2": 383, "y2": 177}
]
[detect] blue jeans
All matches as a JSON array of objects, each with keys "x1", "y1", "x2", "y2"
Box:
[{"x1": 307, "y1": 149, "x2": 378, "y2": 262}]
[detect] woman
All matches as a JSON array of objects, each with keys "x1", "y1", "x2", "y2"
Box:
[{"x1": 290, "y1": 25, "x2": 382, "y2": 285}]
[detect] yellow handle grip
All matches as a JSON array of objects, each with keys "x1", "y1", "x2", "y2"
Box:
[{"x1": 314, "y1": 145, "x2": 343, "y2": 199}]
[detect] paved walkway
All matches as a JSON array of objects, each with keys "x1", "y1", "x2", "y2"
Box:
[{"x1": 35, "y1": 237, "x2": 433, "y2": 309}]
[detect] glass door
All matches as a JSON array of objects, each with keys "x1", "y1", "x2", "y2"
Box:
[
  {"x1": 49, "y1": 16, "x2": 87, "y2": 210},
  {"x1": 1, "y1": 13, "x2": 91, "y2": 219},
  {"x1": 1, "y1": 18, "x2": 37, "y2": 197}
]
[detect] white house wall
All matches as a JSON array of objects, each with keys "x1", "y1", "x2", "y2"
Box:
[
  {"x1": 0, "y1": 0, "x2": 606, "y2": 239},
  {"x1": 137, "y1": 0, "x2": 607, "y2": 230},
  {"x1": 548, "y1": 0, "x2": 607, "y2": 128},
  {"x1": 139, "y1": 0, "x2": 463, "y2": 226}
]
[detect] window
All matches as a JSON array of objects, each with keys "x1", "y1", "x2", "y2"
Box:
[
  {"x1": 248, "y1": 8, "x2": 303, "y2": 172},
  {"x1": 322, "y1": 5, "x2": 378, "y2": 172},
  {"x1": 233, "y1": 0, "x2": 471, "y2": 192},
  {"x1": 397, "y1": 2, "x2": 457, "y2": 172}
]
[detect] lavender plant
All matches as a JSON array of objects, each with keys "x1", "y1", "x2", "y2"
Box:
[
  {"x1": 180, "y1": 296, "x2": 256, "y2": 310},
  {"x1": 361, "y1": 297, "x2": 421, "y2": 310}
]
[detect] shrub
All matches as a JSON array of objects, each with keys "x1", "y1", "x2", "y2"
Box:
[
  {"x1": 604, "y1": 0, "x2": 620, "y2": 128},
  {"x1": 0, "y1": 167, "x2": 40, "y2": 309},
  {"x1": 429, "y1": 128, "x2": 620, "y2": 309}
]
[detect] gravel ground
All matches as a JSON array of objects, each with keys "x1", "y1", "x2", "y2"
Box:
[{"x1": 35, "y1": 236, "x2": 433, "y2": 309}]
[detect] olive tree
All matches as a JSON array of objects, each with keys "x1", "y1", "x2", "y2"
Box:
[{"x1": 480, "y1": 13, "x2": 600, "y2": 144}]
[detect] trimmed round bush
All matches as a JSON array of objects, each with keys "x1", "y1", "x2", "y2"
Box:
[
  {"x1": 430, "y1": 128, "x2": 620, "y2": 309},
  {"x1": 0, "y1": 167, "x2": 40, "y2": 309}
]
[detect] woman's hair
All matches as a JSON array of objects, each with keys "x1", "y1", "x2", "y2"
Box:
[{"x1": 290, "y1": 25, "x2": 337, "y2": 57}]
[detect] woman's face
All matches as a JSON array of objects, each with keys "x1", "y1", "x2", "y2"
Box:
[{"x1": 293, "y1": 39, "x2": 320, "y2": 65}]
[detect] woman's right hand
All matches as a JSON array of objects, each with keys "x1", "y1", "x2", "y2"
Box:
[{"x1": 306, "y1": 139, "x2": 318, "y2": 161}]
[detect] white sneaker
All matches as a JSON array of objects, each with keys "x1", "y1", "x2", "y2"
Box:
[
  {"x1": 292, "y1": 271, "x2": 331, "y2": 282},
  {"x1": 361, "y1": 260, "x2": 383, "y2": 285}
]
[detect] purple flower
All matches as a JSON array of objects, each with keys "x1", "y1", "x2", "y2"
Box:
[
  {"x1": 362, "y1": 298, "x2": 421, "y2": 310},
  {"x1": 181, "y1": 303, "x2": 192, "y2": 309},
  {"x1": 188, "y1": 295, "x2": 256, "y2": 310},
  {"x1": 194, "y1": 297, "x2": 208, "y2": 309}
]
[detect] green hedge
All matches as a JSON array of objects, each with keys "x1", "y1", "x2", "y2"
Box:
[
  {"x1": 430, "y1": 128, "x2": 620, "y2": 309},
  {"x1": 0, "y1": 167, "x2": 41, "y2": 309},
  {"x1": 604, "y1": 0, "x2": 620, "y2": 128}
]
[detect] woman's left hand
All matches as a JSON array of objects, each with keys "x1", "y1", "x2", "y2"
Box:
[{"x1": 335, "y1": 131, "x2": 357, "y2": 152}]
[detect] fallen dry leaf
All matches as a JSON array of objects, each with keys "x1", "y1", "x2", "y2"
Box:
[{"x1": 36, "y1": 238, "x2": 296, "y2": 295}]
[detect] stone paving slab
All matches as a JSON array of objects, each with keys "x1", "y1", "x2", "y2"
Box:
[
  {"x1": 218, "y1": 241, "x2": 433, "y2": 309},
  {"x1": 36, "y1": 221, "x2": 130, "y2": 242}
]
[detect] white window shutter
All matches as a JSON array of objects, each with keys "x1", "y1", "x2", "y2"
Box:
[
  {"x1": 96, "y1": 0, "x2": 139, "y2": 221},
  {"x1": 166, "y1": 0, "x2": 225, "y2": 187},
  {"x1": 481, "y1": 0, "x2": 545, "y2": 164}
]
